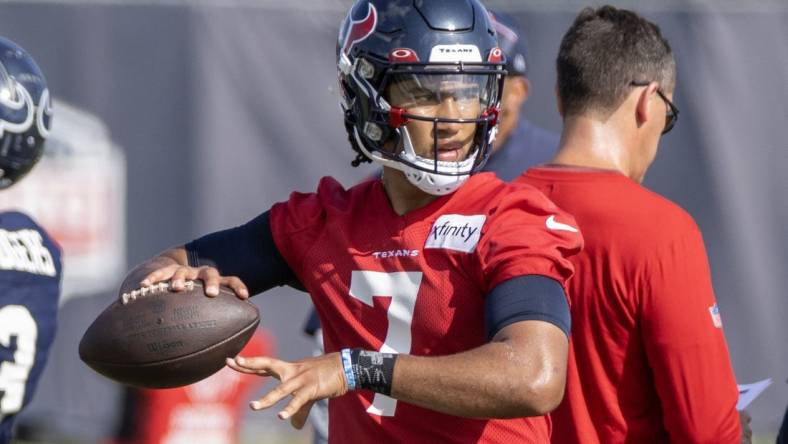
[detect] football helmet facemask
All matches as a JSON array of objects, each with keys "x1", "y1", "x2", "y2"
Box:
[
  {"x1": 337, "y1": 0, "x2": 505, "y2": 195},
  {"x1": 0, "y1": 37, "x2": 52, "y2": 190}
]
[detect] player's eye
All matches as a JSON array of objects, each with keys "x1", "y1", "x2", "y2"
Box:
[
  {"x1": 453, "y1": 85, "x2": 480, "y2": 102},
  {"x1": 411, "y1": 90, "x2": 439, "y2": 105}
]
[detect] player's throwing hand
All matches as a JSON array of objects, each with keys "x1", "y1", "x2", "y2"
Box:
[{"x1": 140, "y1": 261, "x2": 249, "y2": 299}]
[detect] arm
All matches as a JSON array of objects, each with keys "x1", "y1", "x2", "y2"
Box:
[
  {"x1": 123, "y1": 211, "x2": 298, "y2": 299},
  {"x1": 391, "y1": 318, "x2": 567, "y2": 418},
  {"x1": 641, "y1": 229, "x2": 740, "y2": 443},
  {"x1": 227, "y1": 275, "x2": 570, "y2": 424},
  {"x1": 391, "y1": 274, "x2": 569, "y2": 418}
]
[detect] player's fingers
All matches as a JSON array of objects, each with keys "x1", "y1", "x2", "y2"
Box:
[
  {"x1": 226, "y1": 357, "x2": 259, "y2": 374},
  {"x1": 229, "y1": 356, "x2": 286, "y2": 378},
  {"x1": 278, "y1": 389, "x2": 313, "y2": 422},
  {"x1": 170, "y1": 266, "x2": 197, "y2": 291},
  {"x1": 141, "y1": 264, "x2": 179, "y2": 286},
  {"x1": 221, "y1": 276, "x2": 249, "y2": 299},
  {"x1": 289, "y1": 400, "x2": 315, "y2": 429},
  {"x1": 225, "y1": 357, "x2": 276, "y2": 377},
  {"x1": 198, "y1": 267, "x2": 221, "y2": 297},
  {"x1": 251, "y1": 376, "x2": 305, "y2": 411}
]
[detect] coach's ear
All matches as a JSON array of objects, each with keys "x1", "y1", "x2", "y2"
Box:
[{"x1": 634, "y1": 81, "x2": 660, "y2": 129}]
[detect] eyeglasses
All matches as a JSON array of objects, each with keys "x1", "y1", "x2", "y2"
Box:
[{"x1": 630, "y1": 81, "x2": 679, "y2": 134}]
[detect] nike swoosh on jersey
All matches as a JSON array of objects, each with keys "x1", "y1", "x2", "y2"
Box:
[{"x1": 545, "y1": 215, "x2": 579, "y2": 233}]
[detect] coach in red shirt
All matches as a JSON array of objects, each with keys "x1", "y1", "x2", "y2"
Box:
[{"x1": 517, "y1": 6, "x2": 744, "y2": 444}]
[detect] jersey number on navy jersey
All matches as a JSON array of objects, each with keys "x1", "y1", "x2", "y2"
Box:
[
  {"x1": 348, "y1": 270, "x2": 423, "y2": 417},
  {"x1": 0, "y1": 305, "x2": 38, "y2": 421}
]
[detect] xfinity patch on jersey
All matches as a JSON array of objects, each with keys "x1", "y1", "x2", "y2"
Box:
[
  {"x1": 429, "y1": 44, "x2": 482, "y2": 63},
  {"x1": 425, "y1": 214, "x2": 486, "y2": 253}
]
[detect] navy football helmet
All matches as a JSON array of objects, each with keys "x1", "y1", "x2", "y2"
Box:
[
  {"x1": 337, "y1": 0, "x2": 505, "y2": 195},
  {"x1": 0, "y1": 37, "x2": 52, "y2": 190}
]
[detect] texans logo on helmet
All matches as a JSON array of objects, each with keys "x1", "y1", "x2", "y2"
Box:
[{"x1": 341, "y1": 2, "x2": 378, "y2": 56}]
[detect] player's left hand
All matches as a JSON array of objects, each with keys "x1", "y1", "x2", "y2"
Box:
[{"x1": 226, "y1": 353, "x2": 349, "y2": 429}]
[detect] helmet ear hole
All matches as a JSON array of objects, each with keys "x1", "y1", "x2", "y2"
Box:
[{"x1": 357, "y1": 59, "x2": 376, "y2": 79}]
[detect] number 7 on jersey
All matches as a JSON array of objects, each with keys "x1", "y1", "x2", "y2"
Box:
[{"x1": 348, "y1": 270, "x2": 423, "y2": 417}]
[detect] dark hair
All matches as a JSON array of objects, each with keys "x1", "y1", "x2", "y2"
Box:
[{"x1": 556, "y1": 5, "x2": 675, "y2": 117}]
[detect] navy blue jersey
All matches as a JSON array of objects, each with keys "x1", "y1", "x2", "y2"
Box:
[
  {"x1": 482, "y1": 116, "x2": 560, "y2": 182},
  {"x1": 0, "y1": 211, "x2": 61, "y2": 444}
]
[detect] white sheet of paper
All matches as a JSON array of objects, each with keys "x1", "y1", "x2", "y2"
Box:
[{"x1": 737, "y1": 378, "x2": 773, "y2": 410}]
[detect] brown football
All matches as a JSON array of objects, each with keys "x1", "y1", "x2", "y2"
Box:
[{"x1": 79, "y1": 279, "x2": 259, "y2": 389}]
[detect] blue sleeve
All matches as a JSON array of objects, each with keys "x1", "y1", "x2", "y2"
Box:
[
  {"x1": 484, "y1": 274, "x2": 570, "y2": 340},
  {"x1": 185, "y1": 211, "x2": 300, "y2": 296}
]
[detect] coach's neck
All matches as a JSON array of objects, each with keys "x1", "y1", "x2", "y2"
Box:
[{"x1": 551, "y1": 89, "x2": 660, "y2": 183}]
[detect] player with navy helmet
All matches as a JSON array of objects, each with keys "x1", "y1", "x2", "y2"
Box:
[
  {"x1": 130, "y1": 1, "x2": 582, "y2": 442},
  {"x1": 302, "y1": 9, "x2": 565, "y2": 442},
  {"x1": 0, "y1": 37, "x2": 62, "y2": 444}
]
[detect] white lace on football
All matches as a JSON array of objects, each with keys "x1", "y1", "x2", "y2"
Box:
[{"x1": 121, "y1": 280, "x2": 195, "y2": 305}]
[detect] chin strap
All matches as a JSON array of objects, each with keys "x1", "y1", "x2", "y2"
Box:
[{"x1": 351, "y1": 152, "x2": 371, "y2": 167}]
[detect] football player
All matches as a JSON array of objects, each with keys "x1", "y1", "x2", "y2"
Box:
[
  {"x1": 516, "y1": 6, "x2": 743, "y2": 443},
  {"x1": 0, "y1": 37, "x2": 61, "y2": 444},
  {"x1": 300, "y1": 10, "x2": 563, "y2": 443},
  {"x1": 131, "y1": 1, "x2": 582, "y2": 442}
]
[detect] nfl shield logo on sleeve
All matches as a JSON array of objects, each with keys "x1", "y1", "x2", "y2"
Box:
[
  {"x1": 708, "y1": 303, "x2": 723, "y2": 328},
  {"x1": 425, "y1": 214, "x2": 486, "y2": 253}
]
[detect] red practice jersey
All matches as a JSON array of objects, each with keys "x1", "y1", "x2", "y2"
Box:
[
  {"x1": 517, "y1": 167, "x2": 740, "y2": 444},
  {"x1": 111, "y1": 329, "x2": 274, "y2": 444},
  {"x1": 270, "y1": 173, "x2": 582, "y2": 444}
]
